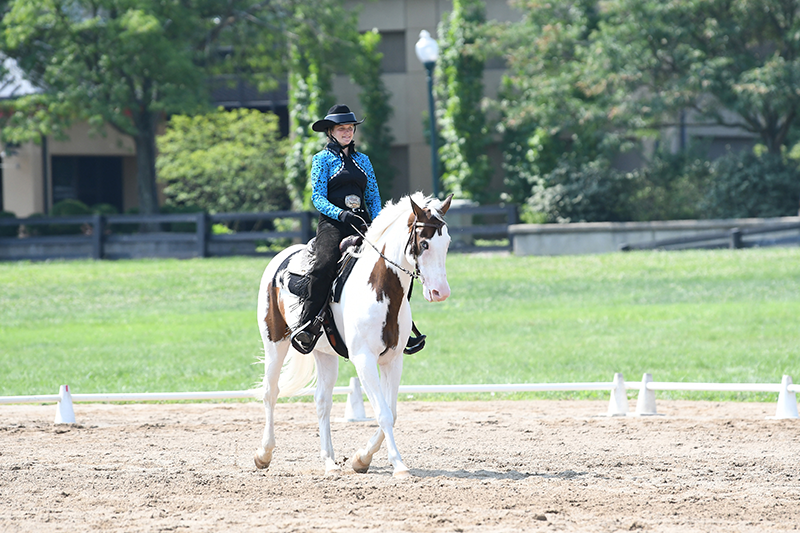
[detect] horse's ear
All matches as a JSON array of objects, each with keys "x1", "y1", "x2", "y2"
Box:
[
  {"x1": 410, "y1": 196, "x2": 426, "y2": 220},
  {"x1": 439, "y1": 194, "x2": 454, "y2": 215}
]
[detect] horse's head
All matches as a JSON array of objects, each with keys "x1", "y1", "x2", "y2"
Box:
[{"x1": 408, "y1": 194, "x2": 453, "y2": 302}]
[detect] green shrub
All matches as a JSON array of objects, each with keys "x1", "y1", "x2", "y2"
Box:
[
  {"x1": 157, "y1": 108, "x2": 291, "y2": 214},
  {"x1": 0, "y1": 210, "x2": 18, "y2": 237},
  {"x1": 45, "y1": 199, "x2": 92, "y2": 235},
  {"x1": 0, "y1": 211, "x2": 18, "y2": 237},
  {"x1": 626, "y1": 151, "x2": 713, "y2": 221},
  {"x1": 528, "y1": 158, "x2": 636, "y2": 223},
  {"x1": 703, "y1": 151, "x2": 800, "y2": 218},
  {"x1": 90, "y1": 203, "x2": 119, "y2": 215}
]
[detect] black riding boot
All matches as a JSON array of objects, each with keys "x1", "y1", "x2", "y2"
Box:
[
  {"x1": 290, "y1": 270, "x2": 332, "y2": 354},
  {"x1": 291, "y1": 216, "x2": 345, "y2": 354},
  {"x1": 291, "y1": 312, "x2": 324, "y2": 354}
]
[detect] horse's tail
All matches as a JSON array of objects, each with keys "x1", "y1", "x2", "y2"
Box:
[{"x1": 277, "y1": 351, "x2": 316, "y2": 398}]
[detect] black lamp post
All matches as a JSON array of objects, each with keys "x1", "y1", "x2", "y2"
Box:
[{"x1": 415, "y1": 30, "x2": 440, "y2": 198}]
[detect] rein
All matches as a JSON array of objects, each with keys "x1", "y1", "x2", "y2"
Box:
[
  {"x1": 346, "y1": 211, "x2": 446, "y2": 286},
  {"x1": 349, "y1": 222, "x2": 421, "y2": 282}
]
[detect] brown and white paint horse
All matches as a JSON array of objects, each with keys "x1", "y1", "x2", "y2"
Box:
[{"x1": 255, "y1": 192, "x2": 453, "y2": 477}]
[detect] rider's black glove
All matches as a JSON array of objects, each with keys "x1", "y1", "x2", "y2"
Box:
[{"x1": 339, "y1": 210, "x2": 368, "y2": 233}]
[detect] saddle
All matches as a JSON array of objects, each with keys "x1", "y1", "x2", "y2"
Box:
[{"x1": 283, "y1": 236, "x2": 425, "y2": 358}]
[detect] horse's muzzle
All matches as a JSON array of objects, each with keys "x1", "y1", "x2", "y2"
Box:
[{"x1": 424, "y1": 284, "x2": 451, "y2": 302}]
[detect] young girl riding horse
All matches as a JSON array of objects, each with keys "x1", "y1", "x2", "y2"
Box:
[{"x1": 291, "y1": 104, "x2": 424, "y2": 355}]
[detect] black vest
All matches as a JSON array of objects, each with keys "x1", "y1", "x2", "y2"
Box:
[{"x1": 325, "y1": 142, "x2": 368, "y2": 213}]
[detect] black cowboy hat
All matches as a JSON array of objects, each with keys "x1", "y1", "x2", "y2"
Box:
[{"x1": 311, "y1": 104, "x2": 365, "y2": 132}]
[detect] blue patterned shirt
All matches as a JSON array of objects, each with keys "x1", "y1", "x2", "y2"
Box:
[{"x1": 310, "y1": 143, "x2": 382, "y2": 221}]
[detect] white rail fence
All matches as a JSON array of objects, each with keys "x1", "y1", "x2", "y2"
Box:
[{"x1": 1, "y1": 372, "x2": 798, "y2": 424}]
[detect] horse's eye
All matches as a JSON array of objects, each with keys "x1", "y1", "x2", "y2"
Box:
[{"x1": 419, "y1": 240, "x2": 429, "y2": 251}]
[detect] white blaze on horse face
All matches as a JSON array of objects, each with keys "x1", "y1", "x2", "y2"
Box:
[{"x1": 419, "y1": 227, "x2": 451, "y2": 303}]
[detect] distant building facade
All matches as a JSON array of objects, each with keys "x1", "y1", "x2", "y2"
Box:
[{"x1": 0, "y1": 0, "x2": 758, "y2": 218}]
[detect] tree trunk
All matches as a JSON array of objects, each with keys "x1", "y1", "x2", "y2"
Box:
[{"x1": 133, "y1": 111, "x2": 160, "y2": 216}]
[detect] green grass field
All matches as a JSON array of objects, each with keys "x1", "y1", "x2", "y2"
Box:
[{"x1": 1, "y1": 247, "x2": 799, "y2": 401}]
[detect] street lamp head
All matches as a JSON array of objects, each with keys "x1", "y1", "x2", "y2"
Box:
[{"x1": 415, "y1": 30, "x2": 439, "y2": 66}]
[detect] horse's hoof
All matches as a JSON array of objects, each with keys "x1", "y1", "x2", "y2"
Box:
[
  {"x1": 352, "y1": 451, "x2": 371, "y2": 474},
  {"x1": 325, "y1": 466, "x2": 343, "y2": 478},
  {"x1": 254, "y1": 450, "x2": 272, "y2": 470},
  {"x1": 393, "y1": 469, "x2": 412, "y2": 479}
]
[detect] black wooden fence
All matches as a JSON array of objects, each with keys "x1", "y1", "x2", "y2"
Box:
[{"x1": 0, "y1": 204, "x2": 517, "y2": 261}]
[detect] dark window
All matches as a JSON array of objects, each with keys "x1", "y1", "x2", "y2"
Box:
[
  {"x1": 210, "y1": 77, "x2": 290, "y2": 137},
  {"x1": 51, "y1": 156, "x2": 123, "y2": 212},
  {"x1": 705, "y1": 137, "x2": 756, "y2": 160},
  {"x1": 377, "y1": 31, "x2": 406, "y2": 74}
]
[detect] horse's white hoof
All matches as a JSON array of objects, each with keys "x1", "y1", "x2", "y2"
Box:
[
  {"x1": 352, "y1": 451, "x2": 371, "y2": 474},
  {"x1": 393, "y1": 469, "x2": 412, "y2": 479},
  {"x1": 325, "y1": 466, "x2": 343, "y2": 478},
  {"x1": 254, "y1": 449, "x2": 272, "y2": 470}
]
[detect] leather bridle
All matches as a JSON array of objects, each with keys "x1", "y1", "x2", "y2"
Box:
[{"x1": 348, "y1": 211, "x2": 447, "y2": 285}]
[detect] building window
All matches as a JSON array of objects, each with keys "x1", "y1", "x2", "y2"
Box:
[
  {"x1": 52, "y1": 156, "x2": 124, "y2": 213},
  {"x1": 377, "y1": 31, "x2": 406, "y2": 74},
  {"x1": 209, "y1": 77, "x2": 290, "y2": 137}
]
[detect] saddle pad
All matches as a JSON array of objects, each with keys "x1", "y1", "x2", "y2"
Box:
[
  {"x1": 285, "y1": 272, "x2": 309, "y2": 298},
  {"x1": 286, "y1": 238, "x2": 315, "y2": 276},
  {"x1": 332, "y1": 250, "x2": 360, "y2": 303}
]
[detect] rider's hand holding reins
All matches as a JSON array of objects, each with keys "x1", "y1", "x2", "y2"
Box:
[{"x1": 339, "y1": 210, "x2": 368, "y2": 234}]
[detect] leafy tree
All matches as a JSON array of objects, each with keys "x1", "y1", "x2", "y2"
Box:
[
  {"x1": 283, "y1": 13, "x2": 395, "y2": 209},
  {"x1": 492, "y1": 0, "x2": 623, "y2": 205},
  {"x1": 285, "y1": 60, "x2": 334, "y2": 210},
  {"x1": 351, "y1": 29, "x2": 395, "y2": 203},
  {"x1": 156, "y1": 108, "x2": 289, "y2": 214},
  {"x1": 0, "y1": 0, "x2": 352, "y2": 215},
  {"x1": 282, "y1": 2, "x2": 352, "y2": 210},
  {"x1": 595, "y1": 0, "x2": 800, "y2": 156},
  {"x1": 435, "y1": 0, "x2": 492, "y2": 202}
]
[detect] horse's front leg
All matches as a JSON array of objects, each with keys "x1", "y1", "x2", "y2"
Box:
[
  {"x1": 255, "y1": 340, "x2": 289, "y2": 469},
  {"x1": 352, "y1": 354, "x2": 404, "y2": 474},
  {"x1": 351, "y1": 352, "x2": 409, "y2": 478},
  {"x1": 314, "y1": 351, "x2": 340, "y2": 476}
]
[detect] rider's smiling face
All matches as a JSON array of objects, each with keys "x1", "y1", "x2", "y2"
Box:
[{"x1": 331, "y1": 124, "x2": 355, "y2": 146}]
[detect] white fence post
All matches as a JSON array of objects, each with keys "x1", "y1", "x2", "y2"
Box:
[
  {"x1": 635, "y1": 373, "x2": 659, "y2": 416},
  {"x1": 773, "y1": 375, "x2": 799, "y2": 419},
  {"x1": 344, "y1": 377, "x2": 371, "y2": 422},
  {"x1": 607, "y1": 373, "x2": 628, "y2": 416},
  {"x1": 54, "y1": 385, "x2": 75, "y2": 424}
]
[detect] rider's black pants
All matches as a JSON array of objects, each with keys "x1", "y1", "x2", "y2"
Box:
[{"x1": 300, "y1": 214, "x2": 360, "y2": 326}]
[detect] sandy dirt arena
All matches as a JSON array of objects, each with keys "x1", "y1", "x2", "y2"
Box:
[{"x1": 1, "y1": 399, "x2": 799, "y2": 532}]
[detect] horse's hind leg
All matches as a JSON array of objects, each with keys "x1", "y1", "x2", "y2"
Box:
[
  {"x1": 314, "y1": 352, "x2": 340, "y2": 476},
  {"x1": 254, "y1": 339, "x2": 289, "y2": 469}
]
